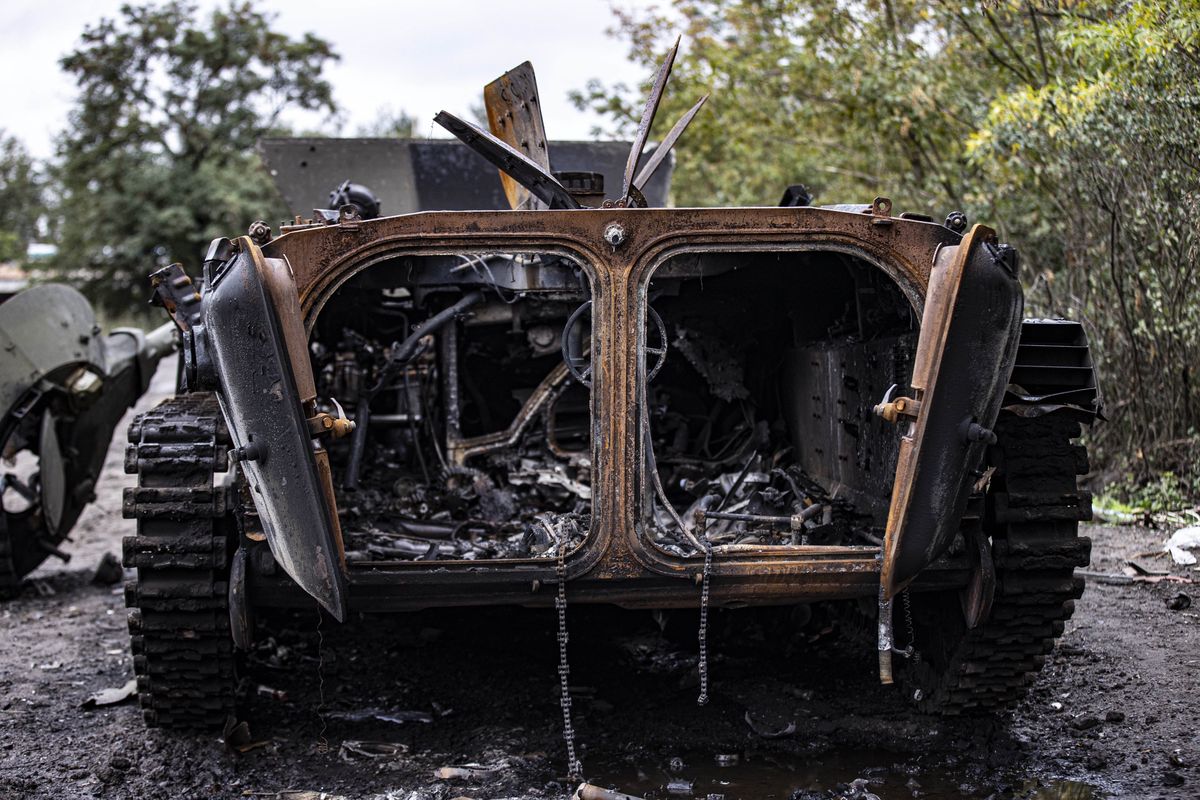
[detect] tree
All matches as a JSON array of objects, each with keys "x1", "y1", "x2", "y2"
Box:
[
  {"x1": 580, "y1": 1, "x2": 1200, "y2": 485},
  {"x1": 572, "y1": 1, "x2": 1068, "y2": 210},
  {"x1": 53, "y1": 1, "x2": 339, "y2": 310},
  {"x1": 0, "y1": 133, "x2": 46, "y2": 264},
  {"x1": 969, "y1": 1, "x2": 1200, "y2": 480}
]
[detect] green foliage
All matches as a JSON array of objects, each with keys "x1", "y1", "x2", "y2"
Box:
[
  {"x1": 0, "y1": 132, "x2": 47, "y2": 263},
  {"x1": 52, "y1": 1, "x2": 339, "y2": 311},
  {"x1": 969, "y1": 0, "x2": 1200, "y2": 481},
  {"x1": 573, "y1": 1, "x2": 1064, "y2": 209},
  {"x1": 582, "y1": 0, "x2": 1200, "y2": 490},
  {"x1": 1100, "y1": 469, "x2": 1200, "y2": 517}
]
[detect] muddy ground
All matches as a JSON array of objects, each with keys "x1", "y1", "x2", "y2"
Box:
[{"x1": 1, "y1": 366, "x2": 1197, "y2": 799}]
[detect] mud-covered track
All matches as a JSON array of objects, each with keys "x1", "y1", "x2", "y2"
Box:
[
  {"x1": 906, "y1": 413, "x2": 1092, "y2": 714},
  {"x1": 123, "y1": 392, "x2": 237, "y2": 729}
]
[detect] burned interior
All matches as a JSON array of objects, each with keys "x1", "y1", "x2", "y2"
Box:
[
  {"x1": 641, "y1": 249, "x2": 918, "y2": 557},
  {"x1": 311, "y1": 243, "x2": 924, "y2": 565},
  {"x1": 311, "y1": 250, "x2": 594, "y2": 562}
]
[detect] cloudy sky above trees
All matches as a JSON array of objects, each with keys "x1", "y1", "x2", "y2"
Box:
[{"x1": 0, "y1": 0, "x2": 656, "y2": 158}]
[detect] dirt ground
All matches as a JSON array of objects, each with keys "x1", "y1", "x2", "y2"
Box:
[{"x1": 1, "y1": 366, "x2": 1197, "y2": 800}]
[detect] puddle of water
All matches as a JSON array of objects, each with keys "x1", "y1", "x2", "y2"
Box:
[
  {"x1": 588, "y1": 749, "x2": 1100, "y2": 800},
  {"x1": 1021, "y1": 779, "x2": 1098, "y2": 800}
]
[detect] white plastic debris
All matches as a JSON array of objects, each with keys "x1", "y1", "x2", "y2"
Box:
[
  {"x1": 80, "y1": 678, "x2": 137, "y2": 710},
  {"x1": 1165, "y1": 526, "x2": 1200, "y2": 566}
]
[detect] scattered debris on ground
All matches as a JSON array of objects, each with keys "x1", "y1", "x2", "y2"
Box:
[
  {"x1": 80, "y1": 678, "x2": 137, "y2": 710},
  {"x1": 0, "y1": 370, "x2": 1194, "y2": 799},
  {"x1": 90, "y1": 552, "x2": 123, "y2": 585},
  {"x1": 1166, "y1": 526, "x2": 1200, "y2": 566}
]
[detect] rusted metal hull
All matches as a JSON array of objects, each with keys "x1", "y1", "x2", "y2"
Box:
[
  {"x1": 218, "y1": 205, "x2": 983, "y2": 605},
  {"x1": 249, "y1": 554, "x2": 972, "y2": 612}
]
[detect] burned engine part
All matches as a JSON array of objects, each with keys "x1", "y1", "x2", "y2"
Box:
[
  {"x1": 554, "y1": 171, "x2": 606, "y2": 207},
  {"x1": 328, "y1": 179, "x2": 382, "y2": 220},
  {"x1": 639, "y1": 253, "x2": 913, "y2": 557},
  {"x1": 0, "y1": 285, "x2": 177, "y2": 595},
  {"x1": 289, "y1": 250, "x2": 596, "y2": 571},
  {"x1": 562, "y1": 301, "x2": 667, "y2": 386},
  {"x1": 562, "y1": 301, "x2": 593, "y2": 384},
  {"x1": 671, "y1": 325, "x2": 749, "y2": 402},
  {"x1": 343, "y1": 289, "x2": 485, "y2": 490},
  {"x1": 779, "y1": 184, "x2": 813, "y2": 207}
]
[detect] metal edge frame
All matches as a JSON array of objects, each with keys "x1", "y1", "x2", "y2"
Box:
[{"x1": 258, "y1": 207, "x2": 966, "y2": 600}]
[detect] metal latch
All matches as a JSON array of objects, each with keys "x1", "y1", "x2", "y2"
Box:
[
  {"x1": 873, "y1": 383, "x2": 922, "y2": 424},
  {"x1": 307, "y1": 398, "x2": 355, "y2": 440}
]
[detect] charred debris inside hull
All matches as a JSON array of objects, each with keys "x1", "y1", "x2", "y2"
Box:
[
  {"x1": 313, "y1": 251, "x2": 593, "y2": 563},
  {"x1": 281, "y1": 49, "x2": 931, "y2": 566},
  {"x1": 641, "y1": 250, "x2": 918, "y2": 557},
  {"x1": 312, "y1": 242, "x2": 921, "y2": 564}
]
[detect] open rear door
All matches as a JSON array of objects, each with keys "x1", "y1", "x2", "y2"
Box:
[
  {"x1": 199, "y1": 239, "x2": 348, "y2": 620},
  {"x1": 879, "y1": 225, "x2": 1023, "y2": 599}
]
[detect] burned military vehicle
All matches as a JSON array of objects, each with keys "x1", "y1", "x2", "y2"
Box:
[{"x1": 124, "y1": 46, "x2": 1100, "y2": 732}]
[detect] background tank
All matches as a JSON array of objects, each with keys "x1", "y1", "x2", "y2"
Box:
[{"x1": 0, "y1": 284, "x2": 177, "y2": 595}]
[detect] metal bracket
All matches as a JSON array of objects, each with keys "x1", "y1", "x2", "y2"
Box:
[
  {"x1": 870, "y1": 196, "x2": 894, "y2": 227},
  {"x1": 307, "y1": 399, "x2": 355, "y2": 440},
  {"x1": 960, "y1": 519, "x2": 996, "y2": 629}
]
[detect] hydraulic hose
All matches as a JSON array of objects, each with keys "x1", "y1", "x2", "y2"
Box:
[{"x1": 343, "y1": 290, "x2": 484, "y2": 490}]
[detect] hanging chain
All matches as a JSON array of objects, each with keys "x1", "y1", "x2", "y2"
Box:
[
  {"x1": 902, "y1": 588, "x2": 918, "y2": 662},
  {"x1": 696, "y1": 533, "x2": 713, "y2": 706},
  {"x1": 550, "y1": 517, "x2": 583, "y2": 782},
  {"x1": 314, "y1": 602, "x2": 330, "y2": 754}
]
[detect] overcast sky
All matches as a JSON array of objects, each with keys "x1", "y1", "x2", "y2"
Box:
[{"x1": 0, "y1": 0, "x2": 661, "y2": 160}]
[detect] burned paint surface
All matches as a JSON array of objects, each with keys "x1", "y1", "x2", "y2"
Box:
[
  {"x1": 879, "y1": 225, "x2": 1024, "y2": 599},
  {"x1": 199, "y1": 204, "x2": 989, "y2": 610},
  {"x1": 201, "y1": 241, "x2": 348, "y2": 620}
]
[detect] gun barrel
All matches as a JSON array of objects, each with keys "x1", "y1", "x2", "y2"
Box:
[{"x1": 143, "y1": 321, "x2": 179, "y2": 363}]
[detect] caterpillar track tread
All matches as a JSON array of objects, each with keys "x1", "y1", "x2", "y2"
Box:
[
  {"x1": 903, "y1": 413, "x2": 1091, "y2": 714},
  {"x1": 122, "y1": 393, "x2": 236, "y2": 730}
]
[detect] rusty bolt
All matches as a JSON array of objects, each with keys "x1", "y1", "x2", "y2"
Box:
[
  {"x1": 247, "y1": 220, "x2": 272, "y2": 245},
  {"x1": 604, "y1": 223, "x2": 626, "y2": 248},
  {"x1": 874, "y1": 395, "x2": 921, "y2": 424},
  {"x1": 329, "y1": 416, "x2": 355, "y2": 439}
]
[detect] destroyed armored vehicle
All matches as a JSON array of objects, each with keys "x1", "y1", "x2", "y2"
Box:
[
  {"x1": 124, "y1": 48, "x2": 1100, "y2": 730},
  {"x1": 0, "y1": 285, "x2": 176, "y2": 596}
]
